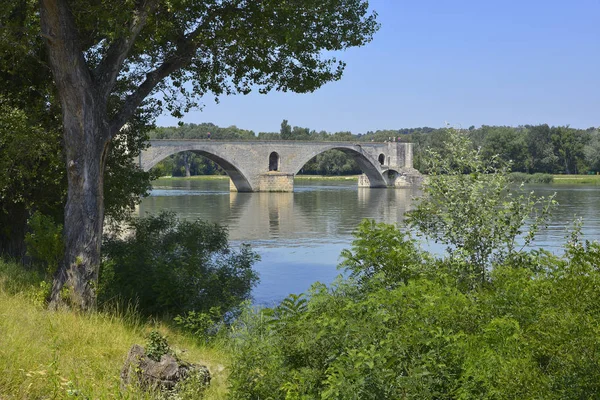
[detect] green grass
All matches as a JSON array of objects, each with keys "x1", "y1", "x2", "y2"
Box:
[
  {"x1": 552, "y1": 174, "x2": 600, "y2": 185},
  {"x1": 0, "y1": 260, "x2": 229, "y2": 399}
]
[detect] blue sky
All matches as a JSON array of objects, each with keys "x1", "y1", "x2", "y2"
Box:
[{"x1": 156, "y1": 0, "x2": 600, "y2": 133}]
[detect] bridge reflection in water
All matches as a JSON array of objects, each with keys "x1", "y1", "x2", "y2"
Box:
[{"x1": 137, "y1": 180, "x2": 421, "y2": 243}]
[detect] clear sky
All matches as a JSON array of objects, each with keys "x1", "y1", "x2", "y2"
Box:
[{"x1": 156, "y1": 0, "x2": 600, "y2": 133}]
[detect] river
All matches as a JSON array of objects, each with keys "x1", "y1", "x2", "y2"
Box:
[{"x1": 139, "y1": 178, "x2": 600, "y2": 304}]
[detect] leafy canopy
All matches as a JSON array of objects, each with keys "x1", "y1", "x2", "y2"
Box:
[{"x1": 39, "y1": 0, "x2": 379, "y2": 124}]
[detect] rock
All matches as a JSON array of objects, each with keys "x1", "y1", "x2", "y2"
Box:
[{"x1": 121, "y1": 344, "x2": 210, "y2": 391}]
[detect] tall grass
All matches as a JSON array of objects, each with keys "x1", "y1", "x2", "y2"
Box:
[
  {"x1": 0, "y1": 259, "x2": 229, "y2": 399},
  {"x1": 509, "y1": 172, "x2": 554, "y2": 184}
]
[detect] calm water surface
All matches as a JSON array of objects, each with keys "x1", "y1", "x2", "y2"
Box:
[{"x1": 139, "y1": 179, "x2": 600, "y2": 304}]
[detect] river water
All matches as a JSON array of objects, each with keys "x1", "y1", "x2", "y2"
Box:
[{"x1": 139, "y1": 179, "x2": 600, "y2": 304}]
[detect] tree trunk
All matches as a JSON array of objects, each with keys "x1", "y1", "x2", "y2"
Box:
[
  {"x1": 49, "y1": 106, "x2": 110, "y2": 310},
  {"x1": 41, "y1": 0, "x2": 111, "y2": 310}
]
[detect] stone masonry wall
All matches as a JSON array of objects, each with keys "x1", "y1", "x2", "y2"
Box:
[{"x1": 257, "y1": 173, "x2": 294, "y2": 192}]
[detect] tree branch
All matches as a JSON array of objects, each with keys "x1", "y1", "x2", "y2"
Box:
[
  {"x1": 94, "y1": 0, "x2": 157, "y2": 101},
  {"x1": 109, "y1": 53, "x2": 188, "y2": 136},
  {"x1": 107, "y1": 8, "x2": 228, "y2": 137}
]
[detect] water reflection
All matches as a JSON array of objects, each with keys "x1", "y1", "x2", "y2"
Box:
[
  {"x1": 140, "y1": 179, "x2": 421, "y2": 243},
  {"x1": 139, "y1": 179, "x2": 600, "y2": 304}
]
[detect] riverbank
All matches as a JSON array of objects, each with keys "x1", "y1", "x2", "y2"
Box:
[
  {"x1": 552, "y1": 174, "x2": 600, "y2": 185},
  {"x1": 0, "y1": 260, "x2": 229, "y2": 399}
]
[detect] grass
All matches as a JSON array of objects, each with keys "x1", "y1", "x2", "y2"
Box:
[
  {"x1": 552, "y1": 174, "x2": 600, "y2": 185},
  {"x1": 0, "y1": 260, "x2": 229, "y2": 399}
]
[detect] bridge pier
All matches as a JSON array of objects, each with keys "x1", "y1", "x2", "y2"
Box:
[
  {"x1": 230, "y1": 172, "x2": 295, "y2": 192},
  {"x1": 358, "y1": 173, "x2": 385, "y2": 188},
  {"x1": 257, "y1": 173, "x2": 294, "y2": 192}
]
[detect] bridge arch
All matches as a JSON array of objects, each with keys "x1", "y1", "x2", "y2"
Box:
[
  {"x1": 290, "y1": 145, "x2": 387, "y2": 188},
  {"x1": 141, "y1": 146, "x2": 253, "y2": 192}
]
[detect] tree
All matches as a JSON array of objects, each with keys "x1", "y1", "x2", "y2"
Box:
[
  {"x1": 0, "y1": 99, "x2": 64, "y2": 259},
  {"x1": 29, "y1": 0, "x2": 379, "y2": 309},
  {"x1": 478, "y1": 126, "x2": 528, "y2": 172},
  {"x1": 406, "y1": 129, "x2": 555, "y2": 288},
  {"x1": 584, "y1": 129, "x2": 600, "y2": 172},
  {"x1": 526, "y1": 124, "x2": 558, "y2": 173},
  {"x1": 280, "y1": 119, "x2": 293, "y2": 140},
  {"x1": 550, "y1": 126, "x2": 586, "y2": 175}
]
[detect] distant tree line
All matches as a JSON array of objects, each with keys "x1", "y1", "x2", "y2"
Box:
[{"x1": 150, "y1": 121, "x2": 600, "y2": 176}]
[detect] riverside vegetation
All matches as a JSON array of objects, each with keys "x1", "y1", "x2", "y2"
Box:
[{"x1": 3, "y1": 129, "x2": 600, "y2": 398}]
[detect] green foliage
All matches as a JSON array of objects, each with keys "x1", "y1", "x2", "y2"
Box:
[
  {"x1": 24, "y1": 211, "x2": 63, "y2": 275},
  {"x1": 226, "y1": 129, "x2": 600, "y2": 399},
  {"x1": 146, "y1": 330, "x2": 172, "y2": 362},
  {"x1": 301, "y1": 149, "x2": 361, "y2": 176},
  {"x1": 0, "y1": 97, "x2": 64, "y2": 259},
  {"x1": 229, "y1": 233, "x2": 600, "y2": 399},
  {"x1": 406, "y1": 128, "x2": 556, "y2": 287},
  {"x1": 280, "y1": 119, "x2": 293, "y2": 140},
  {"x1": 509, "y1": 172, "x2": 554, "y2": 184},
  {"x1": 174, "y1": 307, "x2": 224, "y2": 340},
  {"x1": 339, "y1": 219, "x2": 427, "y2": 287},
  {"x1": 99, "y1": 212, "x2": 260, "y2": 321}
]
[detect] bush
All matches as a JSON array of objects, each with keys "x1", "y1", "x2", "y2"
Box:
[
  {"x1": 509, "y1": 172, "x2": 554, "y2": 184},
  {"x1": 226, "y1": 129, "x2": 600, "y2": 399},
  {"x1": 228, "y1": 231, "x2": 600, "y2": 399},
  {"x1": 99, "y1": 212, "x2": 260, "y2": 325},
  {"x1": 24, "y1": 211, "x2": 63, "y2": 275}
]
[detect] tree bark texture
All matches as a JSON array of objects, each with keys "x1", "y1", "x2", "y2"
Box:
[{"x1": 40, "y1": 0, "x2": 110, "y2": 310}]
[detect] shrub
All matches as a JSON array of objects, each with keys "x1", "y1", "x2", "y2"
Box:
[
  {"x1": 99, "y1": 211, "x2": 260, "y2": 324},
  {"x1": 146, "y1": 330, "x2": 171, "y2": 362},
  {"x1": 228, "y1": 231, "x2": 600, "y2": 399},
  {"x1": 509, "y1": 172, "x2": 554, "y2": 184},
  {"x1": 407, "y1": 129, "x2": 555, "y2": 288},
  {"x1": 226, "y1": 129, "x2": 600, "y2": 399},
  {"x1": 24, "y1": 211, "x2": 63, "y2": 275}
]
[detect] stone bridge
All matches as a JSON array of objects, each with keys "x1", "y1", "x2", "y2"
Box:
[{"x1": 140, "y1": 140, "x2": 422, "y2": 192}]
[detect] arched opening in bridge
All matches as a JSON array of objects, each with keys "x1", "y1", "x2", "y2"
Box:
[
  {"x1": 298, "y1": 149, "x2": 361, "y2": 176},
  {"x1": 146, "y1": 149, "x2": 253, "y2": 192},
  {"x1": 378, "y1": 153, "x2": 385, "y2": 165},
  {"x1": 384, "y1": 169, "x2": 405, "y2": 187},
  {"x1": 149, "y1": 151, "x2": 225, "y2": 177},
  {"x1": 293, "y1": 147, "x2": 388, "y2": 189},
  {"x1": 269, "y1": 152, "x2": 280, "y2": 171}
]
